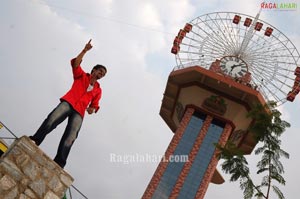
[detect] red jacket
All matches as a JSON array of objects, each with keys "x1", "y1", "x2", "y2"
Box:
[{"x1": 60, "y1": 59, "x2": 101, "y2": 118}]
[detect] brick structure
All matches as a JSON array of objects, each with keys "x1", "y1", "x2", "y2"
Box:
[
  {"x1": 143, "y1": 108, "x2": 233, "y2": 199},
  {"x1": 143, "y1": 65, "x2": 266, "y2": 199},
  {"x1": 142, "y1": 108, "x2": 194, "y2": 199},
  {"x1": 168, "y1": 115, "x2": 214, "y2": 198},
  {"x1": 0, "y1": 136, "x2": 73, "y2": 199},
  {"x1": 194, "y1": 123, "x2": 232, "y2": 198}
]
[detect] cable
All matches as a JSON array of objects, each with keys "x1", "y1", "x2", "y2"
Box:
[
  {"x1": 70, "y1": 184, "x2": 89, "y2": 199},
  {"x1": 0, "y1": 120, "x2": 18, "y2": 139},
  {"x1": 29, "y1": 0, "x2": 174, "y2": 36}
]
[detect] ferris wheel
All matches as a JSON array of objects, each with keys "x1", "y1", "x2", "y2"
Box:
[{"x1": 171, "y1": 11, "x2": 300, "y2": 106}]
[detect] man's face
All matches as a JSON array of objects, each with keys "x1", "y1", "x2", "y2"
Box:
[{"x1": 92, "y1": 68, "x2": 106, "y2": 79}]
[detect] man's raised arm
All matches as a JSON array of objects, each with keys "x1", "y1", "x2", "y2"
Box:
[{"x1": 72, "y1": 39, "x2": 93, "y2": 68}]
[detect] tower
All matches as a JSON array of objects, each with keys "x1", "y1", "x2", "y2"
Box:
[{"x1": 143, "y1": 11, "x2": 300, "y2": 199}]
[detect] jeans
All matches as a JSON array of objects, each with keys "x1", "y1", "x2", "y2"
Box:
[{"x1": 30, "y1": 101, "x2": 83, "y2": 168}]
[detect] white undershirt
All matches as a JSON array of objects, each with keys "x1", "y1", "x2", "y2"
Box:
[{"x1": 87, "y1": 84, "x2": 94, "y2": 92}]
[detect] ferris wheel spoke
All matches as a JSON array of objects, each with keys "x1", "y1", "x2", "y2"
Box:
[
  {"x1": 250, "y1": 61, "x2": 293, "y2": 77},
  {"x1": 195, "y1": 16, "x2": 237, "y2": 53},
  {"x1": 247, "y1": 41, "x2": 287, "y2": 56},
  {"x1": 250, "y1": 67, "x2": 292, "y2": 92},
  {"x1": 247, "y1": 36, "x2": 290, "y2": 56},
  {"x1": 265, "y1": 79, "x2": 290, "y2": 96},
  {"x1": 190, "y1": 32, "x2": 232, "y2": 55},
  {"x1": 252, "y1": 76, "x2": 293, "y2": 101},
  {"x1": 248, "y1": 53, "x2": 297, "y2": 65},
  {"x1": 211, "y1": 25, "x2": 239, "y2": 53},
  {"x1": 218, "y1": 17, "x2": 240, "y2": 51},
  {"x1": 192, "y1": 24, "x2": 234, "y2": 54},
  {"x1": 180, "y1": 42, "x2": 201, "y2": 51},
  {"x1": 185, "y1": 35, "x2": 228, "y2": 54},
  {"x1": 210, "y1": 21, "x2": 237, "y2": 51}
]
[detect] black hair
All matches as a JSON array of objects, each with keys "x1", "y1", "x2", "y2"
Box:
[{"x1": 91, "y1": 64, "x2": 107, "y2": 74}]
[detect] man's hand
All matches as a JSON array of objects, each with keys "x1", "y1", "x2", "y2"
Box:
[
  {"x1": 87, "y1": 107, "x2": 95, "y2": 114},
  {"x1": 73, "y1": 39, "x2": 93, "y2": 68},
  {"x1": 83, "y1": 39, "x2": 93, "y2": 52}
]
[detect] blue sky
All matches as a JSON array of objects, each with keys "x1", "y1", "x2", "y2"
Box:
[{"x1": 1, "y1": 0, "x2": 300, "y2": 198}]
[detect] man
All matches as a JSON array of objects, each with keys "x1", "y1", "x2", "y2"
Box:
[{"x1": 30, "y1": 39, "x2": 106, "y2": 168}]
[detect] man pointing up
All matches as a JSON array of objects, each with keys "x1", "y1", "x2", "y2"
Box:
[{"x1": 30, "y1": 39, "x2": 107, "y2": 168}]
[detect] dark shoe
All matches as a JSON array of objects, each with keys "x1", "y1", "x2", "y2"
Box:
[{"x1": 28, "y1": 136, "x2": 36, "y2": 145}]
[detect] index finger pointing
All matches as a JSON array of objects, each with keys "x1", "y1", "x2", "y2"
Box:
[{"x1": 88, "y1": 39, "x2": 92, "y2": 44}]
